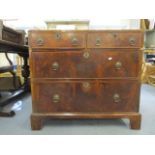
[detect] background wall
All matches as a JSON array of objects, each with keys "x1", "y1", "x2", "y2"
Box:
[
  {"x1": 2, "y1": 19, "x2": 140, "y2": 30},
  {"x1": 0, "y1": 54, "x2": 15, "y2": 66}
]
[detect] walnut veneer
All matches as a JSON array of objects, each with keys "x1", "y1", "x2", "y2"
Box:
[{"x1": 28, "y1": 30, "x2": 143, "y2": 130}]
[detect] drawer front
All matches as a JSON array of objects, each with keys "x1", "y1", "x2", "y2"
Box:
[
  {"x1": 2, "y1": 30, "x2": 20, "y2": 43},
  {"x1": 87, "y1": 31, "x2": 143, "y2": 48},
  {"x1": 31, "y1": 51, "x2": 102, "y2": 78},
  {"x1": 100, "y1": 81, "x2": 140, "y2": 112},
  {"x1": 2, "y1": 29, "x2": 24, "y2": 44},
  {"x1": 31, "y1": 80, "x2": 100, "y2": 113},
  {"x1": 31, "y1": 80, "x2": 140, "y2": 113},
  {"x1": 29, "y1": 31, "x2": 86, "y2": 48},
  {"x1": 31, "y1": 50, "x2": 141, "y2": 78},
  {"x1": 101, "y1": 50, "x2": 141, "y2": 78}
]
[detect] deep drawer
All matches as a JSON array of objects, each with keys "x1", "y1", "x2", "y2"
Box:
[
  {"x1": 31, "y1": 80, "x2": 140, "y2": 113},
  {"x1": 30, "y1": 50, "x2": 141, "y2": 78}
]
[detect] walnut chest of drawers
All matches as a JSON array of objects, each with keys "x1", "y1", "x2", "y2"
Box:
[{"x1": 28, "y1": 30, "x2": 143, "y2": 130}]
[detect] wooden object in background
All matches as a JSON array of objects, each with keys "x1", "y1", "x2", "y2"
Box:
[
  {"x1": 141, "y1": 29, "x2": 155, "y2": 86},
  {"x1": 0, "y1": 40, "x2": 29, "y2": 117},
  {"x1": 29, "y1": 30, "x2": 143, "y2": 130},
  {"x1": 0, "y1": 21, "x2": 29, "y2": 117},
  {"x1": 0, "y1": 20, "x2": 25, "y2": 45},
  {"x1": 142, "y1": 49, "x2": 155, "y2": 86},
  {"x1": 140, "y1": 19, "x2": 150, "y2": 30}
]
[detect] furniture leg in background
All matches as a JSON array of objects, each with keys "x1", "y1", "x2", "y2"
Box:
[{"x1": 0, "y1": 40, "x2": 29, "y2": 117}]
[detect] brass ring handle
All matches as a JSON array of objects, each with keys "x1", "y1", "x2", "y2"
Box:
[
  {"x1": 71, "y1": 37, "x2": 79, "y2": 46},
  {"x1": 36, "y1": 37, "x2": 44, "y2": 46},
  {"x1": 113, "y1": 93, "x2": 120, "y2": 103},
  {"x1": 52, "y1": 62, "x2": 59, "y2": 71},
  {"x1": 82, "y1": 82, "x2": 91, "y2": 89},
  {"x1": 95, "y1": 37, "x2": 101, "y2": 46},
  {"x1": 83, "y1": 52, "x2": 90, "y2": 59},
  {"x1": 129, "y1": 37, "x2": 136, "y2": 46},
  {"x1": 115, "y1": 61, "x2": 122, "y2": 70},
  {"x1": 52, "y1": 94, "x2": 60, "y2": 103}
]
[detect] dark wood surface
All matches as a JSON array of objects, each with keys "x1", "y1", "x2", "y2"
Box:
[
  {"x1": 0, "y1": 39, "x2": 29, "y2": 117},
  {"x1": 0, "y1": 66, "x2": 14, "y2": 73},
  {"x1": 0, "y1": 20, "x2": 29, "y2": 116},
  {"x1": 31, "y1": 79, "x2": 140, "y2": 113},
  {"x1": 29, "y1": 30, "x2": 143, "y2": 130},
  {"x1": 0, "y1": 39, "x2": 29, "y2": 90},
  {"x1": 0, "y1": 20, "x2": 25, "y2": 45},
  {"x1": 0, "y1": 40, "x2": 28, "y2": 54},
  {"x1": 31, "y1": 50, "x2": 141, "y2": 78},
  {"x1": 87, "y1": 31, "x2": 143, "y2": 48},
  {"x1": 29, "y1": 30, "x2": 143, "y2": 49}
]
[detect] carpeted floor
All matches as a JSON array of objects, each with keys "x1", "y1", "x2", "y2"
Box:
[{"x1": 0, "y1": 84, "x2": 155, "y2": 135}]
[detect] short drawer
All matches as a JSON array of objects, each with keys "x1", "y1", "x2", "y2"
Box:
[
  {"x1": 31, "y1": 80, "x2": 140, "y2": 113},
  {"x1": 30, "y1": 50, "x2": 141, "y2": 78},
  {"x1": 87, "y1": 31, "x2": 143, "y2": 48},
  {"x1": 28, "y1": 31, "x2": 86, "y2": 49}
]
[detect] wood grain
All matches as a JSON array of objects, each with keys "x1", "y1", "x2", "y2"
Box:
[{"x1": 28, "y1": 30, "x2": 143, "y2": 130}]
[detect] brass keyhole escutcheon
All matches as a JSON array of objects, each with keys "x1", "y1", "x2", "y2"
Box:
[
  {"x1": 71, "y1": 37, "x2": 79, "y2": 46},
  {"x1": 112, "y1": 33, "x2": 118, "y2": 38},
  {"x1": 55, "y1": 33, "x2": 61, "y2": 40},
  {"x1": 36, "y1": 37, "x2": 44, "y2": 46},
  {"x1": 95, "y1": 37, "x2": 101, "y2": 46},
  {"x1": 129, "y1": 37, "x2": 136, "y2": 46},
  {"x1": 52, "y1": 62, "x2": 59, "y2": 71},
  {"x1": 52, "y1": 94, "x2": 60, "y2": 103},
  {"x1": 83, "y1": 52, "x2": 90, "y2": 59},
  {"x1": 115, "y1": 61, "x2": 122, "y2": 70},
  {"x1": 113, "y1": 93, "x2": 120, "y2": 103}
]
